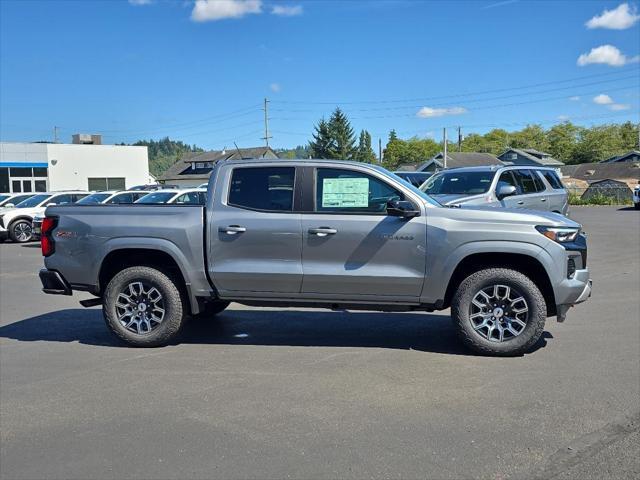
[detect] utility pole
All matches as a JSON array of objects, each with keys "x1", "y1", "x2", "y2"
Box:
[
  {"x1": 53, "y1": 126, "x2": 59, "y2": 143},
  {"x1": 443, "y1": 127, "x2": 447, "y2": 169},
  {"x1": 378, "y1": 138, "x2": 382, "y2": 164},
  {"x1": 262, "y1": 98, "x2": 272, "y2": 147},
  {"x1": 457, "y1": 126, "x2": 462, "y2": 152}
]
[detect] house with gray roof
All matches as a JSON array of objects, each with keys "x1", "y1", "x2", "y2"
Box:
[
  {"x1": 599, "y1": 150, "x2": 640, "y2": 164},
  {"x1": 417, "y1": 152, "x2": 503, "y2": 172},
  {"x1": 158, "y1": 146, "x2": 279, "y2": 187},
  {"x1": 498, "y1": 148, "x2": 564, "y2": 167}
]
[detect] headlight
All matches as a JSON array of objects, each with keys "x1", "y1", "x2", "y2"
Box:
[{"x1": 536, "y1": 225, "x2": 580, "y2": 243}]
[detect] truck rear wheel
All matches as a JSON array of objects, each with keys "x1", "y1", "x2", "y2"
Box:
[
  {"x1": 103, "y1": 266, "x2": 187, "y2": 347},
  {"x1": 451, "y1": 268, "x2": 546, "y2": 356}
]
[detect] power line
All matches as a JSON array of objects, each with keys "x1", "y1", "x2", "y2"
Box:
[{"x1": 270, "y1": 66, "x2": 640, "y2": 106}]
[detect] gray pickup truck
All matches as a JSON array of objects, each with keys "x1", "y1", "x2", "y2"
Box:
[{"x1": 39, "y1": 159, "x2": 592, "y2": 355}]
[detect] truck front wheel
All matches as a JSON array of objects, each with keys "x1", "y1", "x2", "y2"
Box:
[
  {"x1": 451, "y1": 268, "x2": 546, "y2": 356},
  {"x1": 103, "y1": 266, "x2": 187, "y2": 347}
]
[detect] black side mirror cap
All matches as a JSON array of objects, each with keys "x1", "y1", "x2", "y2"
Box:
[{"x1": 386, "y1": 199, "x2": 420, "y2": 218}]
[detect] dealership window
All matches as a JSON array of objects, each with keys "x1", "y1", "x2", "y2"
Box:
[
  {"x1": 87, "y1": 177, "x2": 126, "y2": 191},
  {"x1": 1, "y1": 166, "x2": 48, "y2": 193}
]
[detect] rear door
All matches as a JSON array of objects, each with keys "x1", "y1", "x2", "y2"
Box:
[
  {"x1": 538, "y1": 169, "x2": 568, "y2": 214},
  {"x1": 208, "y1": 165, "x2": 303, "y2": 294},
  {"x1": 300, "y1": 166, "x2": 427, "y2": 299}
]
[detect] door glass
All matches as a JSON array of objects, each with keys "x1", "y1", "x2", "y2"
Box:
[
  {"x1": 540, "y1": 170, "x2": 564, "y2": 189},
  {"x1": 50, "y1": 194, "x2": 73, "y2": 205},
  {"x1": 316, "y1": 168, "x2": 402, "y2": 213},
  {"x1": 22, "y1": 180, "x2": 32, "y2": 192},
  {"x1": 11, "y1": 180, "x2": 21, "y2": 192},
  {"x1": 174, "y1": 192, "x2": 200, "y2": 204},
  {"x1": 229, "y1": 167, "x2": 295, "y2": 212},
  {"x1": 511, "y1": 170, "x2": 538, "y2": 194},
  {"x1": 532, "y1": 171, "x2": 546, "y2": 192}
]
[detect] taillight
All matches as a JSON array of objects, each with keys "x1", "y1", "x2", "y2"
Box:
[{"x1": 41, "y1": 217, "x2": 58, "y2": 257}]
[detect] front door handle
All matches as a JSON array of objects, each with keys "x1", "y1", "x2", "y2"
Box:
[
  {"x1": 219, "y1": 225, "x2": 246, "y2": 234},
  {"x1": 541, "y1": 198, "x2": 547, "y2": 202},
  {"x1": 517, "y1": 201, "x2": 525, "y2": 205},
  {"x1": 308, "y1": 227, "x2": 337, "y2": 237}
]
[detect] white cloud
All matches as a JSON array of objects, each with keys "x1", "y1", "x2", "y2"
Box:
[
  {"x1": 569, "y1": 96, "x2": 581, "y2": 101},
  {"x1": 269, "y1": 82, "x2": 281, "y2": 92},
  {"x1": 609, "y1": 103, "x2": 631, "y2": 111},
  {"x1": 577, "y1": 44, "x2": 640, "y2": 67},
  {"x1": 128, "y1": 0, "x2": 153, "y2": 5},
  {"x1": 271, "y1": 4, "x2": 303, "y2": 16},
  {"x1": 416, "y1": 106, "x2": 467, "y2": 118},
  {"x1": 586, "y1": 3, "x2": 640, "y2": 30},
  {"x1": 191, "y1": 0, "x2": 262, "y2": 22},
  {"x1": 593, "y1": 94, "x2": 614, "y2": 105},
  {"x1": 557, "y1": 115, "x2": 570, "y2": 121}
]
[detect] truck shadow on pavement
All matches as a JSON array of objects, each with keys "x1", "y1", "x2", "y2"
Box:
[{"x1": 0, "y1": 307, "x2": 551, "y2": 356}]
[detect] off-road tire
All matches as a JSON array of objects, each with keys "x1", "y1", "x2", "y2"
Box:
[
  {"x1": 451, "y1": 268, "x2": 546, "y2": 356},
  {"x1": 103, "y1": 266, "x2": 186, "y2": 347},
  {"x1": 192, "y1": 300, "x2": 230, "y2": 320},
  {"x1": 8, "y1": 219, "x2": 33, "y2": 243}
]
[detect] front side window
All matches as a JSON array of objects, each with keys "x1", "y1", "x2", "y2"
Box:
[
  {"x1": 422, "y1": 171, "x2": 494, "y2": 195},
  {"x1": 511, "y1": 170, "x2": 539, "y2": 194},
  {"x1": 173, "y1": 192, "x2": 201, "y2": 204},
  {"x1": 77, "y1": 192, "x2": 112, "y2": 204},
  {"x1": 316, "y1": 168, "x2": 402, "y2": 213},
  {"x1": 229, "y1": 167, "x2": 295, "y2": 212},
  {"x1": 49, "y1": 194, "x2": 73, "y2": 205},
  {"x1": 106, "y1": 193, "x2": 135, "y2": 204}
]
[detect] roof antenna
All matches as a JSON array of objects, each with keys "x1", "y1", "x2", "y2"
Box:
[{"x1": 234, "y1": 142, "x2": 243, "y2": 159}]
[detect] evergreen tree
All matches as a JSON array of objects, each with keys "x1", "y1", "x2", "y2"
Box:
[
  {"x1": 327, "y1": 108, "x2": 356, "y2": 160},
  {"x1": 355, "y1": 130, "x2": 376, "y2": 163},
  {"x1": 309, "y1": 118, "x2": 332, "y2": 159},
  {"x1": 389, "y1": 129, "x2": 398, "y2": 142}
]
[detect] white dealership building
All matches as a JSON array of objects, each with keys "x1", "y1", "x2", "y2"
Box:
[{"x1": 0, "y1": 135, "x2": 150, "y2": 193}]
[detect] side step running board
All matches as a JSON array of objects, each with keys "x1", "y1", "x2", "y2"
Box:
[{"x1": 79, "y1": 298, "x2": 103, "y2": 308}]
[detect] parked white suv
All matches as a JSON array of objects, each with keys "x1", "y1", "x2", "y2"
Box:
[
  {"x1": 135, "y1": 188, "x2": 207, "y2": 205},
  {"x1": 420, "y1": 165, "x2": 569, "y2": 216},
  {"x1": 0, "y1": 191, "x2": 88, "y2": 243},
  {"x1": 0, "y1": 193, "x2": 35, "y2": 210}
]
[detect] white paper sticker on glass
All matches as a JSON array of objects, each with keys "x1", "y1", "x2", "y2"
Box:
[{"x1": 322, "y1": 177, "x2": 369, "y2": 208}]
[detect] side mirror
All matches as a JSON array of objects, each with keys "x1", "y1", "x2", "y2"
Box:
[
  {"x1": 46, "y1": 202, "x2": 57, "y2": 207},
  {"x1": 497, "y1": 184, "x2": 517, "y2": 200},
  {"x1": 386, "y1": 199, "x2": 420, "y2": 218}
]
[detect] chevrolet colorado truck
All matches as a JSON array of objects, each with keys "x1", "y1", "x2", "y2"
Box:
[{"x1": 38, "y1": 159, "x2": 592, "y2": 355}]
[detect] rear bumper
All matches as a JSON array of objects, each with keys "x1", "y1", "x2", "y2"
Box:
[{"x1": 39, "y1": 268, "x2": 72, "y2": 295}]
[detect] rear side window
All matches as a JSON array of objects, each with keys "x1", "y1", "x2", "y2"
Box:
[
  {"x1": 173, "y1": 192, "x2": 201, "y2": 205},
  {"x1": 540, "y1": 170, "x2": 564, "y2": 189},
  {"x1": 106, "y1": 193, "x2": 134, "y2": 204},
  {"x1": 229, "y1": 167, "x2": 295, "y2": 212},
  {"x1": 316, "y1": 168, "x2": 403, "y2": 213},
  {"x1": 511, "y1": 170, "x2": 540, "y2": 194},
  {"x1": 49, "y1": 194, "x2": 73, "y2": 205}
]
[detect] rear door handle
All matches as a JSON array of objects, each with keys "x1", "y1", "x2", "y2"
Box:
[
  {"x1": 308, "y1": 227, "x2": 337, "y2": 237},
  {"x1": 517, "y1": 201, "x2": 524, "y2": 205},
  {"x1": 219, "y1": 225, "x2": 246, "y2": 234}
]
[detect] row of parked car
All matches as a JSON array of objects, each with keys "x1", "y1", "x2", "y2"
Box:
[{"x1": 0, "y1": 185, "x2": 207, "y2": 243}]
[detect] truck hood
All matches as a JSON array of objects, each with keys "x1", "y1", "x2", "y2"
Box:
[
  {"x1": 435, "y1": 204, "x2": 580, "y2": 229},
  {"x1": 430, "y1": 193, "x2": 485, "y2": 205}
]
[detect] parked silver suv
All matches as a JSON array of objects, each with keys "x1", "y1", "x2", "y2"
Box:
[{"x1": 420, "y1": 165, "x2": 569, "y2": 215}]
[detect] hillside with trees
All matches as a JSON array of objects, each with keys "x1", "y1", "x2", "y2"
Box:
[{"x1": 130, "y1": 137, "x2": 203, "y2": 177}]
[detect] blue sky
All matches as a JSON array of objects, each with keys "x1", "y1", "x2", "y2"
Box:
[{"x1": 1, "y1": 0, "x2": 639, "y2": 150}]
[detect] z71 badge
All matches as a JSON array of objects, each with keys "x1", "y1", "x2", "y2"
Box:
[{"x1": 381, "y1": 234, "x2": 414, "y2": 241}]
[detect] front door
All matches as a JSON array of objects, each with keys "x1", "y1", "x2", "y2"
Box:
[
  {"x1": 208, "y1": 165, "x2": 303, "y2": 294},
  {"x1": 301, "y1": 167, "x2": 427, "y2": 299}
]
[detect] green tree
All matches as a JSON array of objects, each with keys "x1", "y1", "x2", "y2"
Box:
[
  {"x1": 546, "y1": 122, "x2": 581, "y2": 163},
  {"x1": 327, "y1": 108, "x2": 356, "y2": 159},
  {"x1": 132, "y1": 137, "x2": 203, "y2": 176},
  {"x1": 309, "y1": 118, "x2": 333, "y2": 159},
  {"x1": 509, "y1": 124, "x2": 548, "y2": 152},
  {"x1": 355, "y1": 129, "x2": 376, "y2": 163},
  {"x1": 388, "y1": 129, "x2": 398, "y2": 142}
]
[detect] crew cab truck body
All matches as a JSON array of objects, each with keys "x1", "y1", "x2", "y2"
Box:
[{"x1": 39, "y1": 159, "x2": 592, "y2": 355}]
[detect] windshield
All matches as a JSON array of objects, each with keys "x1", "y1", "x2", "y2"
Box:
[
  {"x1": 421, "y1": 171, "x2": 494, "y2": 195},
  {"x1": 135, "y1": 192, "x2": 176, "y2": 204},
  {"x1": 15, "y1": 194, "x2": 51, "y2": 208},
  {"x1": 0, "y1": 195, "x2": 10, "y2": 204},
  {"x1": 76, "y1": 192, "x2": 112, "y2": 204}
]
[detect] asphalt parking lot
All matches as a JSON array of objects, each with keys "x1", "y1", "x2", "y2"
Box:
[{"x1": 0, "y1": 206, "x2": 638, "y2": 480}]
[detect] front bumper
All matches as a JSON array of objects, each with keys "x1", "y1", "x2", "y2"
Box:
[
  {"x1": 555, "y1": 268, "x2": 592, "y2": 322},
  {"x1": 39, "y1": 268, "x2": 72, "y2": 295}
]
